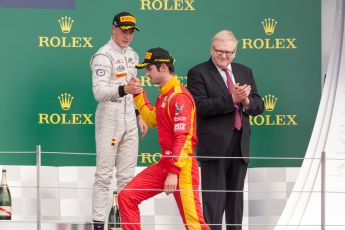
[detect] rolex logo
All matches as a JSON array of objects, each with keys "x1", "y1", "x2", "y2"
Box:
[
  {"x1": 242, "y1": 18, "x2": 297, "y2": 49},
  {"x1": 250, "y1": 94, "x2": 297, "y2": 126},
  {"x1": 263, "y1": 94, "x2": 278, "y2": 111},
  {"x1": 38, "y1": 93, "x2": 94, "y2": 125},
  {"x1": 58, "y1": 93, "x2": 74, "y2": 110},
  {"x1": 38, "y1": 16, "x2": 93, "y2": 48},
  {"x1": 140, "y1": 0, "x2": 196, "y2": 11},
  {"x1": 58, "y1": 16, "x2": 74, "y2": 34},
  {"x1": 261, "y1": 18, "x2": 277, "y2": 35}
]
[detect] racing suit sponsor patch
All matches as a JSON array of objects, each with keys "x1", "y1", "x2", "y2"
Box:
[
  {"x1": 174, "y1": 122, "x2": 186, "y2": 132},
  {"x1": 115, "y1": 72, "x2": 127, "y2": 78},
  {"x1": 165, "y1": 150, "x2": 172, "y2": 155},
  {"x1": 96, "y1": 69, "x2": 106, "y2": 76},
  {"x1": 174, "y1": 116, "x2": 186, "y2": 122},
  {"x1": 114, "y1": 59, "x2": 125, "y2": 64},
  {"x1": 127, "y1": 57, "x2": 135, "y2": 65},
  {"x1": 175, "y1": 103, "x2": 184, "y2": 114},
  {"x1": 116, "y1": 65, "x2": 126, "y2": 72}
]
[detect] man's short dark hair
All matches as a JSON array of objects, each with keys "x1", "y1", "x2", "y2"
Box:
[{"x1": 150, "y1": 63, "x2": 174, "y2": 74}]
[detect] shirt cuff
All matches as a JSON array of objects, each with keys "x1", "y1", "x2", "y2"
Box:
[
  {"x1": 168, "y1": 165, "x2": 180, "y2": 175},
  {"x1": 118, "y1": 85, "x2": 127, "y2": 97}
]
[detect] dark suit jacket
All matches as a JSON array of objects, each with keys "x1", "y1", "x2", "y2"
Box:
[{"x1": 187, "y1": 58, "x2": 264, "y2": 162}]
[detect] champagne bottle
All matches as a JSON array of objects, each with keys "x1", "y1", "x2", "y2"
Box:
[
  {"x1": 0, "y1": 169, "x2": 12, "y2": 220},
  {"x1": 108, "y1": 191, "x2": 121, "y2": 230}
]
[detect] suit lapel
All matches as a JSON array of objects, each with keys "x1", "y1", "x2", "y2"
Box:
[{"x1": 207, "y1": 59, "x2": 229, "y2": 95}]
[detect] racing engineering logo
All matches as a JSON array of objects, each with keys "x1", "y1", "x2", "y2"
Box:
[
  {"x1": 241, "y1": 17, "x2": 297, "y2": 49},
  {"x1": 250, "y1": 94, "x2": 298, "y2": 126},
  {"x1": 38, "y1": 93, "x2": 93, "y2": 125},
  {"x1": 38, "y1": 16, "x2": 93, "y2": 48}
]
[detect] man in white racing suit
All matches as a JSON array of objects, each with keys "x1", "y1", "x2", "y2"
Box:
[{"x1": 90, "y1": 11, "x2": 147, "y2": 230}]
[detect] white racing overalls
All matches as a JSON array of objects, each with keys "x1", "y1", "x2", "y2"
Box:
[{"x1": 90, "y1": 38, "x2": 139, "y2": 222}]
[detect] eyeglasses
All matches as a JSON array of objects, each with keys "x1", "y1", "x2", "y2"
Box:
[{"x1": 212, "y1": 46, "x2": 236, "y2": 56}]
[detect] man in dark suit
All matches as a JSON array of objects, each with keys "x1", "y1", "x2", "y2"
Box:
[{"x1": 187, "y1": 30, "x2": 264, "y2": 230}]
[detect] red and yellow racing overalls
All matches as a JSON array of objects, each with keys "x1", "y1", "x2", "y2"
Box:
[{"x1": 118, "y1": 76, "x2": 209, "y2": 230}]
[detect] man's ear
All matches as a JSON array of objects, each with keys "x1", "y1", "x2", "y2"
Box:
[
  {"x1": 111, "y1": 25, "x2": 117, "y2": 34},
  {"x1": 160, "y1": 63, "x2": 167, "y2": 72}
]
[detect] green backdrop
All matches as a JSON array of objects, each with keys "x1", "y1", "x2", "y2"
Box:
[{"x1": 0, "y1": 0, "x2": 321, "y2": 167}]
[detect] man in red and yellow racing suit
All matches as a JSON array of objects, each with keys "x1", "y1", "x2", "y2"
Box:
[{"x1": 118, "y1": 48, "x2": 209, "y2": 230}]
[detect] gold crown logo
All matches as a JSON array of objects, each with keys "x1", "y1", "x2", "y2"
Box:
[
  {"x1": 263, "y1": 94, "x2": 278, "y2": 111},
  {"x1": 58, "y1": 16, "x2": 74, "y2": 34},
  {"x1": 58, "y1": 93, "x2": 74, "y2": 110},
  {"x1": 261, "y1": 18, "x2": 277, "y2": 35}
]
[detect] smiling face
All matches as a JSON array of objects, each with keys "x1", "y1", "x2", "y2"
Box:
[
  {"x1": 112, "y1": 26, "x2": 135, "y2": 48},
  {"x1": 211, "y1": 39, "x2": 237, "y2": 69}
]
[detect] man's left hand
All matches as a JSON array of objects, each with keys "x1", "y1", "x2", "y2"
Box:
[
  {"x1": 137, "y1": 115, "x2": 148, "y2": 140},
  {"x1": 233, "y1": 83, "x2": 251, "y2": 105}
]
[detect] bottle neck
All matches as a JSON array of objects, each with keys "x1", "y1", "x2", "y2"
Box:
[
  {"x1": 1, "y1": 172, "x2": 7, "y2": 186},
  {"x1": 112, "y1": 193, "x2": 118, "y2": 207}
]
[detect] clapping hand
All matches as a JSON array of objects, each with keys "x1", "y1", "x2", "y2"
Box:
[{"x1": 232, "y1": 83, "x2": 251, "y2": 105}]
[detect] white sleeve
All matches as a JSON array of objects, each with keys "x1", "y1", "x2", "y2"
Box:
[{"x1": 90, "y1": 54, "x2": 120, "y2": 102}]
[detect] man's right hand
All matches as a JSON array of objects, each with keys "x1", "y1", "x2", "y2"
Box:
[
  {"x1": 232, "y1": 83, "x2": 251, "y2": 104},
  {"x1": 125, "y1": 78, "x2": 143, "y2": 95}
]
